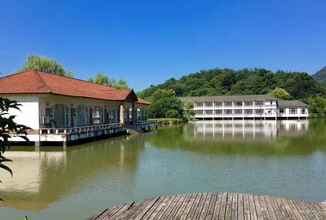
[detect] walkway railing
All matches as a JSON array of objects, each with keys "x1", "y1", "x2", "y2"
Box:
[{"x1": 39, "y1": 123, "x2": 122, "y2": 135}]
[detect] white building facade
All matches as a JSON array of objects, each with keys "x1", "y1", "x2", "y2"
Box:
[{"x1": 181, "y1": 95, "x2": 309, "y2": 120}]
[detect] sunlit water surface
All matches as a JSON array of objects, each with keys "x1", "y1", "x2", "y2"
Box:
[{"x1": 1, "y1": 120, "x2": 326, "y2": 220}]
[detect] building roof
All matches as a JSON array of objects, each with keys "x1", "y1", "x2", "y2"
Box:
[
  {"x1": 180, "y1": 95, "x2": 277, "y2": 102},
  {"x1": 278, "y1": 100, "x2": 307, "y2": 108},
  {"x1": 0, "y1": 70, "x2": 137, "y2": 102},
  {"x1": 137, "y1": 98, "x2": 151, "y2": 106}
]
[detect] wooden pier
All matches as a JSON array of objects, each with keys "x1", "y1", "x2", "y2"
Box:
[{"x1": 91, "y1": 192, "x2": 326, "y2": 220}]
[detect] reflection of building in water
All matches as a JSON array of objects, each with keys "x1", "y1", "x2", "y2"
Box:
[
  {"x1": 0, "y1": 137, "x2": 144, "y2": 211},
  {"x1": 0, "y1": 151, "x2": 67, "y2": 193},
  {"x1": 190, "y1": 120, "x2": 309, "y2": 140}
]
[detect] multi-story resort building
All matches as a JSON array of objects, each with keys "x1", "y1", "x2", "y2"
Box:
[
  {"x1": 0, "y1": 70, "x2": 151, "y2": 146},
  {"x1": 181, "y1": 95, "x2": 309, "y2": 120}
]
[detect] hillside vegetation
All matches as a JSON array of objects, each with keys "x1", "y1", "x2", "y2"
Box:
[
  {"x1": 139, "y1": 68, "x2": 326, "y2": 101},
  {"x1": 313, "y1": 66, "x2": 326, "y2": 84}
]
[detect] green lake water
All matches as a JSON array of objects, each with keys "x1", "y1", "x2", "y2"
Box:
[{"x1": 1, "y1": 120, "x2": 326, "y2": 220}]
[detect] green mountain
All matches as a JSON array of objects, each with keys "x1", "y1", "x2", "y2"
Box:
[
  {"x1": 139, "y1": 68, "x2": 326, "y2": 101},
  {"x1": 313, "y1": 66, "x2": 326, "y2": 84}
]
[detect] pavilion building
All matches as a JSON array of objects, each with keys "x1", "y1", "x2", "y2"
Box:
[{"x1": 0, "y1": 70, "x2": 151, "y2": 145}]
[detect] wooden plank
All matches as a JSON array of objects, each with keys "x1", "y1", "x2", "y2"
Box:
[
  {"x1": 162, "y1": 193, "x2": 185, "y2": 219},
  {"x1": 217, "y1": 192, "x2": 228, "y2": 220},
  {"x1": 179, "y1": 193, "x2": 199, "y2": 220},
  {"x1": 264, "y1": 195, "x2": 285, "y2": 220},
  {"x1": 231, "y1": 192, "x2": 238, "y2": 220},
  {"x1": 237, "y1": 193, "x2": 245, "y2": 220},
  {"x1": 92, "y1": 192, "x2": 325, "y2": 220},
  {"x1": 224, "y1": 192, "x2": 233, "y2": 220},
  {"x1": 286, "y1": 199, "x2": 306, "y2": 220},
  {"x1": 140, "y1": 196, "x2": 167, "y2": 219},
  {"x1": 257, "y1": 195, "x2": 276, "y2": 220},
  {"x1": 198, "y1": 193, "x2": 212, "y2": 220},
  {"x1": 273, "y1": 197, "x2": 293, "y2": 220},
  {"x1": 254, "y1": 194, "x2": 266, "y2": 220},
  {"x1": 304, "y1": 202, "x2": 323, "y2": 220},
  {"x1": 204, "y1": 192, "x2": 219, "y2": 220},
  {"x1": 249, "y1": 194, "x2": 258, "y2": 220},
  {"x1": 174, "y1": 193, "x2": 194, "y2": 219},
  {"x1": 116, "y1": 197, "x2": 159, "y2": 220},
  {"x1": 211, "y1": 193, "x2": 224, "y2": 220},
  {"x1": 199, "y1": 193, "x2": 217, "y2": 220},
  {"x1": 295, "y1": 200, "x2": 316, "y2": 220},
  {"x1": 279, "y1": 198, "x2": 297, "y2": 220},
  {"x1": 291, "y1": 199, "x2": 310, "y2": 220},
  {"x1": 146, "y1": 196, "x2": 173, "y2": 220},
  {"x1": 243, "y1": 193, "x2": 251, "y2": 220},
  {"x1": 185, "y1": 192, "x2": 204, "y2": 219},
  {"x1": 195, "y1": 193, "x2": 209, "y2": 219},
  {"x1": 109, "y1": 203, "x2": 134, "y2": 219},
  {"x1": 155, "y1": 195, "x2": 180, "y2": 220}
]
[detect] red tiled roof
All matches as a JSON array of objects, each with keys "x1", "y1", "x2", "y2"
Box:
[{"x1": 0, "y1": 70, "x2": 137, "y2": 101}]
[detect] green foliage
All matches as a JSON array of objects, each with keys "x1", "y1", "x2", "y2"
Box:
[
  {"x1": 148, "y1": 89, "x2": 184, "y2": 119},
  {"x1": 88, "y1": 73, "x2": 111, "y2": 85},
  {"x1": 308, "y1": 97, "x2": 326, "y2": 117},
  {"x1": 88, "y1": 73, "x2": 129, "y2": 90},
  {"x1": 183, "y1": 102, "x2": 195, "y2": 121},
  {"x1": 22, "y1": 55, "x2": 73, "y2": 77},
  {"x1": 269, "y1": 88, "x2": 290, "y2": 100},
  {"x1": 139, "y1": 68, "x2": 326, "y2": 101},
  {"x1": 0, "y1": 98, "x2": 29, "y2": 197}
]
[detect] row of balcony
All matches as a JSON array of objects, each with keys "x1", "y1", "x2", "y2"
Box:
[{"x1": 193, "y1": 101, "x2": 276, "y2": 108}]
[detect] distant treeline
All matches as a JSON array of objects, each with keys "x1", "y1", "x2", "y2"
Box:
[{"x1": 139, "y1": 68, "x2": 326, "y2": 101}]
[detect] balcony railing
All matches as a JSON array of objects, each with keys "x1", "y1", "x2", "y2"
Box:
[{"x1": 39, "y1": 123, "x2": 122, "y2": 135}]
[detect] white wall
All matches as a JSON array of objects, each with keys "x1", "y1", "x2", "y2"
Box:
[{"x1": 2, "y1": 95, "x2": 40, "y2": 129}]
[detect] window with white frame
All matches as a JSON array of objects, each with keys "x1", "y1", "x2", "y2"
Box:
[
  {"x1": 224, "y1": 101, "x2": 232, "y2": 106},
  {"x1": 234, "y1": 109, "x2": 242, "y2": 114},
  {"x1": 215, "y1": 109, "x2": 222, "y2": 114},
  {"x1": 244, "y1": 101, "x2": 253, "y2": 106},
  {"x1": 290, "y1": 108, "x2": 297, "y2": 114},
  {"x1": 245, "y1": 109, "x2": 253, "y2": 114},
  {"x1": 255, "y1": 109, "x2": 264, "y2": 114}
]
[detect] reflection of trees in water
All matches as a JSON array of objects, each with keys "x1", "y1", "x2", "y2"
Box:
[
  {"x1": 146, "y1": 121, "x2": 326, "y2": 157},
  {"x1": 0, "y1": 136, "x2": 145, "y2": 211}
]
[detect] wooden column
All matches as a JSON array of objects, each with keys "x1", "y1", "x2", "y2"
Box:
[
  {"x1": 132, "y1": 103, "x2": 137, "y2": 125},
  {"x1": 119, "y1": 104, "x2": 125, "y2": 125}
]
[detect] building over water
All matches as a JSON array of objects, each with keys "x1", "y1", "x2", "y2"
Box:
[
  {"x1": 0, "y1": 70, "x2": 150, "y2": 145},
  {"x1": 181, "y1": 95, "x2": 309, "y2": 120}
]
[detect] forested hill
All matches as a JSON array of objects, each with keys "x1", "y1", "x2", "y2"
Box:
[
  {"x1": 313, "y1": 66, "x2": 326, "y2": 84},
  {"x1": 139, "y1": 68, "x2": 326, "y2": 101}
]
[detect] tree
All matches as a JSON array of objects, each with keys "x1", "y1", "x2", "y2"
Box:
[
  {"x1": 88, "y1": 73, "x2": 111, "y2": 86},
  {"x1": 89, "y1": 73, "x2": 129, "y2": 90},
  {"x1": 0, "y1": 98, "x2": 29, "y2": 198},
  {"x1": 139, "y1": 68, "x2": 326, "y2": 101},
  {"x1": 269, "y1": 88, "x2": 290, "y2": 100},
  {"x1": 308, "y1": 97, "x2": 326, "y2": 116},
  {"x1": 22, "y1": 55, "x2": 73, "y2": 77},
  {"x1": 148, "y1": 89, "x2": 184, "y2": 119},
  {"x1": 113, "y1": 80, "x2": 128, "y2": 90},
  {"x1": 182, "y1": 102, "x2": 195, "y2": 121}
]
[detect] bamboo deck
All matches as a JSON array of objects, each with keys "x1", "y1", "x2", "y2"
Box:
[{"x1": 91, "y1": 192, "x2": 326, "y2": 220}]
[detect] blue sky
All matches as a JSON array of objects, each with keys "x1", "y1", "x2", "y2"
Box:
[{"x1": 1, "y1": 0, "x2": 325, "y2": 91}]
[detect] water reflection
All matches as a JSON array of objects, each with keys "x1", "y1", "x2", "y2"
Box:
[
  {"x1": 0, "y1": 136, "x2": 145, "y2": 211},
  {"x1": 1, "y1": 120, "x2": 326, "y2": 220},
  {"x1": 188, "y1": 120, "x2": 309, "y2": 140}
]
